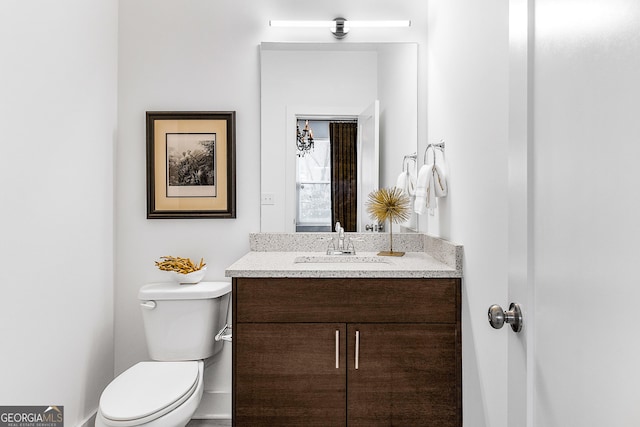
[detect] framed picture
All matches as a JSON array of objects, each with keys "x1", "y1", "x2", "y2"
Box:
[{"x1": 146, "y1": 111, "x2": 236, "y2": 218}]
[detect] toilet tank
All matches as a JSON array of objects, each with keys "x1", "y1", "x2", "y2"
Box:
[{"x1": 138, "y1": 281, "x2": 231, "y2": 361}]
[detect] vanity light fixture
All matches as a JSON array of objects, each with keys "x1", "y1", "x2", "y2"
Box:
[
  {"x1": 269, "y1": 18, "x2": 411, "y2": 39},
  {"x1": 296, "y1": 120, "x2": 314, "y2": 157}
]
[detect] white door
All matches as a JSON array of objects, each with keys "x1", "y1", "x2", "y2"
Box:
[
  {"x1": 357, "y1": 100, "x2": 379, "y2": 231},
  {"x1": 503, "y1": 1, "x2": 640, "y2": 426},
  {"x1": 532, "y1": 0, "x2": 640, "y2": 425}
]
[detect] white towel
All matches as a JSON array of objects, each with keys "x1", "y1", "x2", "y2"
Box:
[
  {"x1": 414, "y1": 162, "x2": 448, "y2": 215},
  {"x1": 407, "y1": 170, "x2": 416, "y2": 196},
  {"x1": 414, "y1": 164, "x2": 436, "y2": 214},
  {"x1": 433, "y1": 162, "x2": 447, "y2": 197},
  {"x1": 395, "y1": 171, "x2": 407, "y2": 194},
  {"x1": 395, "y1": 170, "x2": 416, "y2": 197},
  {"x1": 395, "y1": 170, "x2": 417, "y2": 228}
]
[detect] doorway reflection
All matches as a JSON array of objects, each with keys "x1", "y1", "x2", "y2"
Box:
[{"x1": 295, "y1": 118, "x2": 358, "y2": 232}]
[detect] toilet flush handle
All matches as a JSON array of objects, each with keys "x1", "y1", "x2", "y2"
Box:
[{"x1": 140, "y1": 301, "x2": 157, "y2": 310}]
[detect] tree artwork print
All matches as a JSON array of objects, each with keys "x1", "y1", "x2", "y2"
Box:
[{"x1": 166, "y1": 133, "x2": 216, "y2": 198}]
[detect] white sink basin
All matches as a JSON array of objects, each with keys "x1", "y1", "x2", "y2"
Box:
[{"x1": 293, "y1": 255, "x2": 391, "y2": 264}]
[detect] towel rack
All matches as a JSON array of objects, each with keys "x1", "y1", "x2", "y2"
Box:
[
  {"x1": 402, "y1": 152, "x2": 417, "y2": 172},
  {"x1": 423, "y1": 140, "x2": 446, "y2": 164}
]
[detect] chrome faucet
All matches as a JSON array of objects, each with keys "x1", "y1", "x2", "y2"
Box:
[
  {"x1": 326, "y1": 222, "x2": 356, "y2": 255},
  {"x1": 336, "y1": 222, "x2": 345, "y2": 250}
]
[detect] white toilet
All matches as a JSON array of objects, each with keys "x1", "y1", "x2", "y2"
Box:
[{"x1": 95, "y1": 280, "x2": 231, "y2": 427}]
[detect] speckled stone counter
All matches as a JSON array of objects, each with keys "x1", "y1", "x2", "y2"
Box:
[{"x1": 225, "y1": 233, "x2": 463, "y2": 278}]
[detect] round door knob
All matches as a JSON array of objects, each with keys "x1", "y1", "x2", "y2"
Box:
[
  {"x1": 488, "y1": 303, "x2": 523, "y2": 333},
  {"x1": 488, "y1": 304, "x2": 506, "y2": 329}
]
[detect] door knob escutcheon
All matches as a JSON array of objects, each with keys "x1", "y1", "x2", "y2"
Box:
[{"x1": 488, "y1": 303, "x2": 523, "y2": 333}]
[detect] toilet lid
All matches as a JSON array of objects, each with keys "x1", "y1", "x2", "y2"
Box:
[{"x1": 100, "y1": 361, "x2": 200, "y2": 423}]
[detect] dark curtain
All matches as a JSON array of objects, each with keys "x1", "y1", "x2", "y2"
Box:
[{"x1": 330, "y1": 121, "x2": 358, "y2": 232}]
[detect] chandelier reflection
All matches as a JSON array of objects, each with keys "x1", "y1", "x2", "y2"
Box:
[{"x1": 296, "y1": 120, "x2": 314, "y2": 157}]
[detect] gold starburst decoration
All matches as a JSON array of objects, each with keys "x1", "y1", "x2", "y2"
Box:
[
  {"x1": 366, "y1": 187, "x2": 411, "y2": 256},
  {"x1": 366, "y1": 187, "x2": 411, "y2": 224}
]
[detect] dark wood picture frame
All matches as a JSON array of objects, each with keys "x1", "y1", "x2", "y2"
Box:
[{"x1": 146, "y1": 111, "x2": 236, "y2": 218}]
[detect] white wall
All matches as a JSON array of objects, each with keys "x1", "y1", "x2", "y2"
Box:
[
  {"x1": 116, "y1": 0, "x2": 428, "y2": 400},
  {"x1": 0, "y1": 0, "x2": 117, "y2": 424},
  {"x1": 427, "y1": 1, "x2": 510, "y2": 426},
  {"x1": 376, "y1": 44, "x2": 419, "y2": 200}
]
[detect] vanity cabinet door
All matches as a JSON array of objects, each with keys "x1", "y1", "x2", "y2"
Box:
[
  {"x1": 234, "y1": 323, "x2": 347, "y2": 426},
  {"x1": 346, "y1": 324, "x2": 461, "y2": 427}
]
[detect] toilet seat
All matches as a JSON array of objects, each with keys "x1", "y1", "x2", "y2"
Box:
[{"x1": 99, "y1": 361, "x2": 201, "y2": 426}]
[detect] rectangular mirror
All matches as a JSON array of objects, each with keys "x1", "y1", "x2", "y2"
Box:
[{"x1": 260, "y1": 42, "x2": 418, "y2": 232}]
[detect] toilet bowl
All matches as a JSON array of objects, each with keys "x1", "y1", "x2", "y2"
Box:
[{"x1": 96, "y1": 281, "x2": 231, "y2": 427}]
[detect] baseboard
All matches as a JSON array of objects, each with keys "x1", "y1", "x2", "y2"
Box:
[
  {"x1": 78, "y1": 411, "x2": 96, "y2": 427},
  {"x1": 191, "y1": 391, "x2": 231, "y2": 420}
]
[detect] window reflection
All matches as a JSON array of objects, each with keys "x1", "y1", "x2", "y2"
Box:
[{"x1": 296, "y1": 120, "x2": 331, "y2": 231}]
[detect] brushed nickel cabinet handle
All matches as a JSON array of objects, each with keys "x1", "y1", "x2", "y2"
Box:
[
  {"x1": 335, "y1": 330, "x2": 340, "y2": 369},
  {"x1": 355, "y1": 330, "x2": 360, "y2": 370}
]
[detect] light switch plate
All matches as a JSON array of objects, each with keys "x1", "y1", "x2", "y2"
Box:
[{"x1": 261, "y1": 193, "x2": 275, "y2": 205}]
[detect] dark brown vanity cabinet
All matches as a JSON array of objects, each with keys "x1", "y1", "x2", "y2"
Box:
[{"x1": 232, "y1": 277, "x2": 462, "y2": 426}]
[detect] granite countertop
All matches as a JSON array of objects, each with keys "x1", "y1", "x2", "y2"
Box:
[
  {"x1": 225, "y1": 250, "x2": 460, "y2": 278},
  {"x1": 225, "y1": 233, "x2": 463, "y2": 279}
]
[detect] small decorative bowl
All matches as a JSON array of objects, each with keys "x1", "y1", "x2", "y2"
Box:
[{"x1": 170, "y1": 266, "x2": 207, "y2": 284}]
